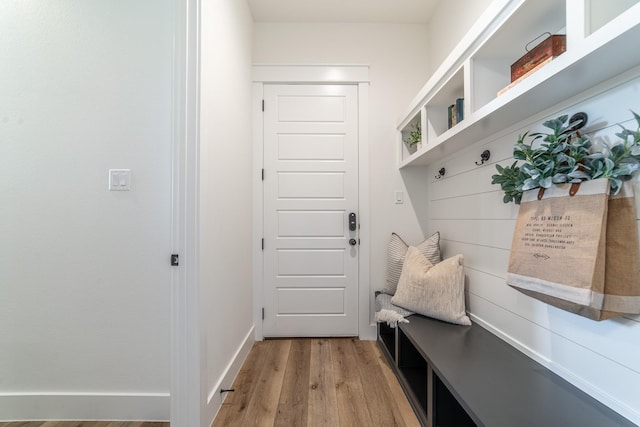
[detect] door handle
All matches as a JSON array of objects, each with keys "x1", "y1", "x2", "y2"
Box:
[
  {"x1": 349, "y1": 212, "x2": 357, "y2": 231},
  {"x1": 349, "y1": 238, "x2": 357, "y2": 246}
]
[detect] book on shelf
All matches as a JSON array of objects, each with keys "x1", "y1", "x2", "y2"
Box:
[
  {"x1": 448, "y1": 104, "x2": 457, "y2": 128},
  {"x1": 448, "y1": 98, "x2": 464, "y2": 129},
  {"x1": 455, "y1": 97, "x2": 464, "y2": 124}
]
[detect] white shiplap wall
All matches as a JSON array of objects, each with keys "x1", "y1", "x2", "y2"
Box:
[{"x1": 424, "y1": 69, "x2": 640, "y2": 425}]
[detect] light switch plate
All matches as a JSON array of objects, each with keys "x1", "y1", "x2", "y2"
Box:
[
  {"x1": 109, "y1": 169, "x2": 131, "y2": 191},
  {"x1": 395, "y1": 191, "x2": 404, "y2": 204}
]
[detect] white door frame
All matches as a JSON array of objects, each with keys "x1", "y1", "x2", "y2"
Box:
[
  {"x1": 252, "y1": 65, "x2": 374, "y2": 341},
  {"x1": 171, "y1": 0, "x2": 201, "y2": 425}
]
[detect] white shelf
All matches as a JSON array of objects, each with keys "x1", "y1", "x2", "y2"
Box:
[{"x1": 399, "y1": 0, "x2": 640, "y2": 168}]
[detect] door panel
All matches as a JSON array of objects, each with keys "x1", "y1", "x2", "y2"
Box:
[
  {"x1": 277, "y1": 134, "x2": 345, "y2": 161},
  {"x1": 277, "y1": 211, "x2": 344, "y2": 237},
  {"x1": 277, "y1": 288, "x2": 345, "y2": 314},
  {"x1": 277, "y1": 249, "x2": 345, "y2": 276},
  {"x1": 263, "y1": 84, "x2": 358, "y2": 337},
  {"x1": 277, "y1": 172, "x2": 345, "y2": 199},
  {"x1": 277, "y1": 95, "x2": 346, "y2": 122}
]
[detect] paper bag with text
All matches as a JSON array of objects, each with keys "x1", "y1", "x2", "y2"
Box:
[
  {"x1": 506, "y1": 179, "x2": 610, "y2": 320},
  {"x1": 600, "y1": 181, "x2": 640, "y2": 319}
]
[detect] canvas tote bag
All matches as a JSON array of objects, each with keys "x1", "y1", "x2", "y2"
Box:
[
  {"x1": 600, "y1": 181, "x2": 640, "y2": 319},
  {"x1": 506, "y1": 179, "x2": 610, "y2": 319}
]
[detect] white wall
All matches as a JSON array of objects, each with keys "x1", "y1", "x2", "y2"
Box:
[
  {"x1": 426, "y1": 0, "x2": 493, "y2": 77},
  {"x1": 199, "y1": 0, "x2": 255, "y2": 425},
  {"x1": 253, "y1": 23, "x2": 433, "y2": 321},
  {"x1": 0, "y1": 0, "x2": 172, "y2": 420}
]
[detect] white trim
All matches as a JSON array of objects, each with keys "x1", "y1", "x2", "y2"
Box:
[
  {"x1": 252, "y1": 82, "x2": 265, "y2": 341},
  {"x1": 253, "y1": 65, "x2": 370, "y2": 83},
  {"x1": 204, "y1": 326, "x2": 255, "y2": 423},
  {"x1": 357, "y1": 81, "x2": 375, "y2": 340},
  {"x1": 171, "y1": 0, "x2": 201, "y2": 426},
  {"x1": 252, "y1": 65, "x2": 371, "y2": 340},
  {"x1": 206, "y1": 327, "x2": 255, "y2": 405},
  {"x1": 566, "y1": 0, "x2": 587, "y2": 52},
  {"x1": 0, "y1": 393, "x2": 169, "y2": 421},
  {"x1": 469, "y1": 314, "x2": 640, "y2": 426}
]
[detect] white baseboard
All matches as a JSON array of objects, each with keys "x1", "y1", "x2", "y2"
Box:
[
  {"x1": 0, "y1": 392, "x2": 169, "y2": 421},
  {"x1": 360, "y1": 322, "x2": 377, "y2": 341},
  {"x1": 469, "y1": 313, "x2": 640, "y2": 426},
  {"x1": 203, "y1": 325, "x2": 256, "y2": 427}
]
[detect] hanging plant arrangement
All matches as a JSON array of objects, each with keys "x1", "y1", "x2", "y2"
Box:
[{"x1": 492, "y1": 112, "x2": 640, "y2": 204}]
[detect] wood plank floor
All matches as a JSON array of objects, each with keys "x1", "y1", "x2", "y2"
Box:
[
  {"x1": 0, "y1": 423, "x2": 168, "y2": 427},
  {"x1": 212, "y1": 338, "x2": 420, "y2": 427}
]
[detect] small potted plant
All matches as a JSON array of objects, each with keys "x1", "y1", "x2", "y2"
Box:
[{"x1": 404, "y1": 121, "x2": 422, "y2": 152}]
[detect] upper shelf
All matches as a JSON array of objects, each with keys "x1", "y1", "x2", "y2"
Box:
[{"x1": 399, "y1": 0, "x2": 640, "y2": 168}]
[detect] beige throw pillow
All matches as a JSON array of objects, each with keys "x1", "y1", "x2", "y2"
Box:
[
  {"x1": 391, "y1": 247, "x2": 471, "y2": 326},
  {"x1": 382, "y1": 232, "x2": 441, "y2": 295}
]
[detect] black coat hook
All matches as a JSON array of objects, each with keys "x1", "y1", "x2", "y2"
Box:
[
  {"x1": 568, "y1": 112, "x2": 588, "y2": 132},
  {"x1": 476, "y1": 150, "x2": 491, "y2": 165},
  {"x1": 435, "y1": 167, "x2": 445, "y2": 179},
  {"x1": 560, "y1": 112, "x2": 588, "y2": 135}
]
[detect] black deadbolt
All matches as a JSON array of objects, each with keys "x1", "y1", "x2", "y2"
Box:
[{"x1": 349, "y1": 213, "x2": 357, "y2": 231}]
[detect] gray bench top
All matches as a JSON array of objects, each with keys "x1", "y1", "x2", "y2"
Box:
[{"x1": 399, "y1": 315, "x2": 636, "y2": 427}]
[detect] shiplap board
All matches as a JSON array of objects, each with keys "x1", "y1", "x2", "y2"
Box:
[
  {"x1": 427, "y1": 135, "x2": 514, "y2": 182},
  {"x1": 431, "y1": 219, "x2": 515, "y2": 249},
  {"x1": 465, "y1": 268, "x2": 640, "y2": 370},
  {"x1": 430, "y1": 165, "x2": 500, "y2": 201},
  {"x1": 444, "y1": 239, "x2": 510, "y2": 278},
  {"x1": 423, "y1": 71, "x2": 640, "y2": 425},
  {"x1": 430, "y1": 191, "x2": 519, "y2": 220},
  {"x1": 465, "y1": 268, "x2": 551, "y2": 322}
]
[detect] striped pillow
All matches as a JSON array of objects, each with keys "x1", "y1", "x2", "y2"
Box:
[{"x1": 381, "y1": 232, "x2": 441, "y2": 295}]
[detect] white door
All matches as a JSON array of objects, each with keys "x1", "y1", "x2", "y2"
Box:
[{"x1": 262, "y1": 84, "x2": 359, "y2": 337}]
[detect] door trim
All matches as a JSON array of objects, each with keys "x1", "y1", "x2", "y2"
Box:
[
  {"x1": 252, "y1": 65, "x2": 374, "y2": 340},
  {"x1": 171, "y1": 0, "x2": 201, "y2": 425}
]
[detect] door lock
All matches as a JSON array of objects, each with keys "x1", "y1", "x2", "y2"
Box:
[
  {"x1": 349, "y1": 212, "x2": 357, "y2": 231},
  {"x1": 349, "y1": 238, "x2": 357, "y2": 246}
]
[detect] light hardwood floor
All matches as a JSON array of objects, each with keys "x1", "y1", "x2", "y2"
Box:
[
  {"x1": 0, "y1": 423, "x2": 168, "y2": 427},
  {"x1": 212, "y1": 337, "x2": 420, "y2": 427},
  {"x1": 0, "y1": 339, "x2": 418, "y2": 427}
]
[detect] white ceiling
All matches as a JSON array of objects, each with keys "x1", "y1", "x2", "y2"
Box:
[{"x1": 247, "y1": 0, "x2": 442, "y2": 24}]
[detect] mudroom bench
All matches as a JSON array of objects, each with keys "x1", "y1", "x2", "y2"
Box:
[{"x1": 378, "y1": 315, "x2": 635, "y2": 427}]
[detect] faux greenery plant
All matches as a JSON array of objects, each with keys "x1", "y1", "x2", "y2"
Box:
[
  {"x1": 492, "y1": 112, "x2": 640, "y2": 204},
  {"x1": 404, "y1": 121, "x2": 422, "y2": 147}
]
